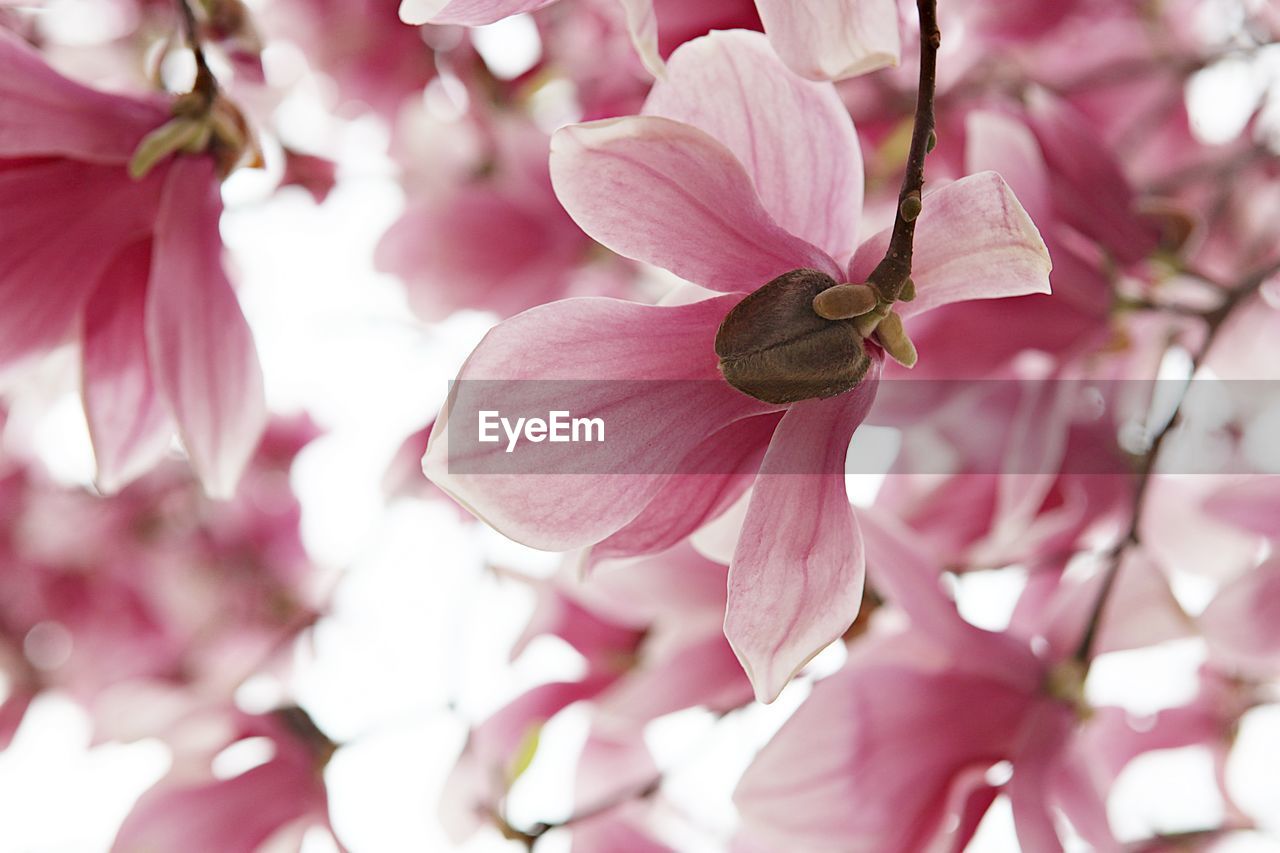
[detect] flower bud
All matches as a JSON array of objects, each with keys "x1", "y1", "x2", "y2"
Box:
[
  {"x1": 716, "y1": 269, "x2": 872, "y2": 404},
  {"x1": 899, "y1": 192, "x2": 922, "y2": 222},
  {"x1": 812, "y1": 283, "x2": 878, "y2": 319},
  {"x1": 129, "y1": 117, "x2": 207, "y2": 179},
  {"x1": 874, "y1": 310, "x2": 917, "y2": 368}
]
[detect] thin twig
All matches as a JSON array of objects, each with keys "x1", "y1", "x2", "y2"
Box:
[
  {"x1": 866, "y1": 0, "x2": 939, "y2": 302},
  {"x1": 1073, "y1": 257, "x2": 1280, "y2": 664},
  {"x1": 174, "y1": 0, "x2": 218, "y2": 98}
]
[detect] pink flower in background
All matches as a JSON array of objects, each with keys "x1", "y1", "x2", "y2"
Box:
[
  {"x1": 267, "y1": 0, "x2": 442, "y2": 117},
  {"x1": 399, "y1": 0, "x2": 900, "y2": 82},
  {"x1": 377, "y1": 115, "x2": 635, "y2": 319},
  {"x1": 441, "y1": 543, "x2": 749, "y2": 841},
  {"x1": 112, "y1": 706, "x2": 341, "y2": 853},
  {"x1": 0, "y1": 415, "x2": 321, "y2": 741},
  {"x1": 733, "y1": 512, "x2": 1189, "y2": 853},
  {"x1": 0, "y1": 30, "x2": 265, "y2": 497},
  {"x1": 4, "y1": 0, "x2": 1280, "y2": 847},
  {"x1": 425, "y1": 29, "x2": 1050, "y2": 703}
]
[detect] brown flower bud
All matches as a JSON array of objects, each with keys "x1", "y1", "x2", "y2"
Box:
[
  {"x1": 874, "y1": 310, "x2": 918, "y2": 368},
  {"x1": 813, "y1": 283, "x2": 879, "y2": 319},
  {"x1": 715, "y1": 269, "x2": 872, "y2": 404},
  {"x1": 899, "y1": 191, "x2": 922, "y2": 222}
]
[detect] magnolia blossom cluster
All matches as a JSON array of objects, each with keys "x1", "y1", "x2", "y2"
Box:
[
  {"x1": 1, "y1": 0, "x2": 1279, "y2": 851},
  {"x1": 0, "y1": 411, "x2": 340, "y2": 848}
]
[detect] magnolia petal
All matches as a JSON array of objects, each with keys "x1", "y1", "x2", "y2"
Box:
[
  {"x1": 1042, "y1": 550, "x2": 1193, "y2": 660},
  {"x1": 1199, "y1": 557, "x2": 1280, "y2": 674},
  {"x1": 1008, "y1": 704, "x2": 1074, "y2": 853},
  {"x1": 0, "y1": 160, "x2": 159, "y2": 367},
  {"x1": 1203, "y1": 477, "x2": 1280, "y2": 539},
  {"x1": 965, "y1": 110, "x2": 1051, "y2": 228},
  {"x1": 1051, "y1": 745, "x2": 1120, "y2": 853},
  {"x1": 82, "y1": 239, "x2": 174, "y2": 493},
  {"x1": 1026, "y1": 92, "x2": 1159, "y2": 265},
  {"x1": 735, "y1": 659, "x2": 1035, "y2": 852},
  {"x1": 582, "y1": 542, "x2": 729, "y2": 624},
  {"x1": 725, "y1": 377, "x2": 878, "y2": 704},
  {"x1": 112, "y1": 760, "x2": 327, "y2": 853},
  {"x1": 398, "y1": 0, "x2": 556, "y2": 25},
  {"x1": 574, "y1": 730, "x2": 659, "y2": 819},
  {"x1": 847, "y1": 172, "x2": 1051, "y2": 319},
  {"x1": 596, "y1": 631, "x2": 753, "y2": 729},
  {"x1": 754, "y1": 0, "x2": 900, "y2": 81},
  {"x1": 550, "y1": 115, "x2": 839, "y2": 292},
  {"x1": 423, "y1": 295, "x2": 777, "y2": 551},
  {"x1": 0, "y1": 29, "x2": 168, "y2": 163},
  {"x1": 146, "y1": 157, "x2": 266, "y2": 499},
  {"x1": 376, "y1": 188, "x2": 584, "y2": 321},
  {"x1": 588, "y1": 412, "x2": 779, "y2": 564},
  {"x1": 619, "y1": 0, "x2": 664, "y2": 77},
  {"x1": 860, "y1": 508, "x2": 1043, "y2": 686},
  {"x1": 644, "y1": 30, "x2": 862, "y2": 260}
]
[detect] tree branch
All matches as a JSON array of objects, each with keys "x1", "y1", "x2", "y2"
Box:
[
  {"x1": 867, "y1": 0, "x2": 939, "y2": 303},
  {"x1": 1073, "y1": 256, "x2": 1280, "y2": 664}
]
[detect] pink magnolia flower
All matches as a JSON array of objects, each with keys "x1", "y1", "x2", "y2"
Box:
[
  {"x1": 872, "y1": 377, "x2": 1133, "y2": 569},
  {"x1": 0, "y1": 30, "x2": 265, "y2": 497},
  {"x1": 733, "y1": 512, "x2": 1139, "y2": 853},
  {"x1": 112, "y1": 705, "x2": 341, "y2": 853},
  {"x1": 533, "y1": 0, "x2": 763, "y2": 120},
  {"x1": 425, "y1": 29, "x2": 1050, "y2": 703},
  {"x1": 399, "y1": 0, "x2": 899, "y2": 82},
  {"x1": 377, "y1": 115, "x2": 634, "y2": 319},
  {"x1": 266, "y1": 0, "x2": 442, "y2": 117},
  {"x1": 0, "y1": 415, "x2": 320, "y2": 740},
  {"x1": 443, "y1": 543, "x2": 750, "y2": 840}
]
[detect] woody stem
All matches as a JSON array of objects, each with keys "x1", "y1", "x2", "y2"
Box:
[
  {"x1": 868, "y1": 0, "x2": 939, "y2": 302},
  {"x1": 1072, "y1": 257, "x2": 1280, "y2": 665},
  {"x1": 174, "y1": 0, "x2": 218, "y2": 98}
]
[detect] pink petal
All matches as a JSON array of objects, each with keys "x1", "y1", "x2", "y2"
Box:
[
  {"x1": 550, "y1": 115, "x2": 839, "y2": 292},
  {"x1": 112, "y1": 760, "x2": 328, "y2": 853},
  {"x1": 860, "y1": 508, "x2": 1044, "y2": 687},
  {"x1": 1008, "y1": 703, "x2": 1075, "y2": 853},
  {"x1": 1199, "y1": 557, "x2": 1280, "y2": 674},
  {"x1": 0, "y1": 159, "x2": 159, "y2": 366},
  {"x1": 735, "y1": 659, "x2": 1035, "y2": 852},
  {"x1": 964, "y1": 110, "x2": 1051, "y2": 228},
  {"x1": 510, "y1": 583, "x2": 643, "y2": 670},
  {"x1": 1050, "y1": 744, "x2": 1120, "y2": 852},
  {"x1": 596, "y1": 629, "x2": 754, "y2": 727},
  {"x1": 619, "y1": 0, "x2": 663, "y2": 77},
  {"x1": 580, "y1": 542, "x2": 729, "y2": 625},
  {"x1": 1025, "y1": 93, "x2": 1159, "y2": 265},
  {"x1": 725, "y1": 376, "x2": 879, "y2": 704},
  {"x1": 847, "y1": 171, "x2": 1051, "y2": 319},
  {"x1": 1041, "y1": 550, "x2": 1192, "y2": 661},
  {"x1": 440, "y1": 675, "x2": 617, "y2": 841},
  {"x1": 754, "y1": 0, "x2": 900, "y2": 81},
  {"x1": 398, "y1": 0, "x2": 557, "y2": 25},
  {"x1": 573, "y1": 730, "x2": 659, "y2": 816},
  {"x1": 0, "y1": 29, "x2": 168, "y2": 163},
  {"x1": 82, "y1": 239, "x2": 175, "y2": 493},
  {"x1": 423, "y1": 295, "x2": 777, "y2": 550},
  {"x1": 375, "y1": 187, "x2": 586, "y2": 320},
  {"x1": 588, "y1": 412, "x2": 780, "y2": 564},
  {"x1": 643, "y1": 30, "x2": 863, "y2": 260},
  {"x1": 146, "y1": 157, "x2": 266, "y2": 499},
  {"x1": 1203, "y1": 477, "x2": 1280, "y2": 539},
  {"x1": 571, "y1": 805, "x2": 672, "y2": 853}
]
